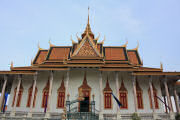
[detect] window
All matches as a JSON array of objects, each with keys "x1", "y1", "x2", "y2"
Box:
[
  {"x1": 137, "y1": 91, "x2": 143, "y2": 109},
  {"x1": 57, "y1": 79, "x2": 65, "y2": 108},
  {"x1": 148, "y1": 85, "x2": 159, "y2": 109},
  {"x1": 57, "y1": 92, "x2": 65, "y2": 108},
  {"x1": 104, "y1": 92, "x2": 112, "y2": 109},
  {"x1": 12, "y1": 83, "x2": 23, "y2": 107},
  {"x1": 103, "y1": 79, "x2": 112, "y2": 109},
  {"x1": 42, "y1": 80, "x2": 49, "y2": 108},
  {"x1": 136, "y1": 80, "x2": 143, "y2": 109},
  {"x1": 27, "y1": 85, "x2": 38, "y2": 108},
  {"x1": 119, "y1": 80, "x2": 128, "y2": 109}
]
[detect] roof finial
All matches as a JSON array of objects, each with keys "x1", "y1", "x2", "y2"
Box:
[
  {"x1": 48, "y1": 38, "x2": 54, "y2": 47},
  {"x1": 134, "y1": 40, "x2": 139, "y2": 50},
  {"x1": 160, "y1": 62, "x2": 163, "y2": 70},
  {"x1": 11, "y1": 61, "x2": 13, "y2": 68},
  {"x1": 31, "y1": 58, "x2": 33, "y2": 65},
  {"x1": 76, "y1": 33, "x2": 81, "y2": 41},
  {"x1": 38, "y1": 42, "x2": 43, "y2": 50},
  {"x1": 95, "y1": 33, "x2": 100, "y2": 41},
  {"x1": 71, "y1": 35, "x2": 76, "y2": 44},
  {"x1": 81, "y1": 6, "x2": 94, "y2": 38},
  {"x1": 122, "y1": 39, "x2": 128, "y2": 47},
  {"x1": 88, "y1": 6, "x2": 90, "y2": 25}
]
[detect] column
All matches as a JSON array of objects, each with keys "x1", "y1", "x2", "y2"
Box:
[
  {"x1": 45, "y1": 71, "x2": 53, "y2": 118},
  {"x1": 65, "y1": 70, "x2": 70, "y2": 102},
  {"x1": 164, "y1": 80, "x2": 172, "y2": 112},
  {"x1": 163, "y1": 96, "x2": 168, "y2": 113},
  {"x1": 163, "y1": 77, "x2": 175, "y2": 119},
  {"x1": 174, "y1": 87, "x2": 180, "y2": 114},
  {"x1": 11, "y1": 75, "x2": 22, "y2": 116},
  {"x1": 132, "y1": 76, "x2": 137, "y2": 112},
  {"x1": 27, "y1": 73, "x2": 37, "y2": 117},
  {"x1": 99, "y1": 71, "x2": 103, "y2": 120},
  {"x1": 149, "y1": 76, "x2": 155, "y2": 112},
  {"x1": 0, "y1": 75, "x2": 7, "y2": 110},
  {"x1": 115, "y1": 72, "x2": 121, "y2": 119},
  {"x1": 149, "y1": 76, "x2": 158, "y2": 119}
]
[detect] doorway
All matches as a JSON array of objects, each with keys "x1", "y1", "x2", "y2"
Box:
[{"x1": 80, "y1": 97, "x2": 89, "y2": 112}]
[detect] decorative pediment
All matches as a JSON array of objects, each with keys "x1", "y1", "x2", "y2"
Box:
[
  {"x1": 78, "y1": 72, "x2": 91, "y2": 90},
  {"x1": 43, "y1": 79, "x2": 50, "y2": 91},
  {"x1": 136, "y1": 79, "x2": 142, "y2": 91},
  {"x1": 103, "y1": 76, "x2": 112, "y2": 92},
  {"x1": 119, "y1": 78, "x2": 127, "y2": 92},
  {"x1": 58, "y1": 76, "x2": 65, "y2": 92},
  {"x1": 72, "y1": 35, "x2": 101, "y2": 57}
]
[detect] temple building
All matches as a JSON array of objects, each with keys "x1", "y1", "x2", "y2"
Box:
[{"x1": 0, "y1": 10, "x2": 180, "y2": 120}]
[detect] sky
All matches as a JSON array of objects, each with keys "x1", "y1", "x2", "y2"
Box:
[{"x1": 0, "y1": 0, "x2": 180, "y2": 71}]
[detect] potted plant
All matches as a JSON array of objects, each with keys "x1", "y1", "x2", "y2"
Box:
[{"x1": 131, "y1": 113, "x2": 141, "y2": 120}]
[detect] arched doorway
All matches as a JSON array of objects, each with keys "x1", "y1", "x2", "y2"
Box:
[{"x1": 78, "y1": 72, "x2": 91, "y2": 112}]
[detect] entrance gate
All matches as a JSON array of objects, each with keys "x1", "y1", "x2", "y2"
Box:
[{"x1": 66, "y1": 99, "x2": 99, "y2": 120}]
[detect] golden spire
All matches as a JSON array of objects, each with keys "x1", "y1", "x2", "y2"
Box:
[
  {"x1": 94, "y1": 33, "x2": 100, "y2": 41},
  {"x1": 11, "y1": 61, "x2": 13, "y2": 68},
  {"x1": 38, "y1": 42, "x2": 43, "y2": 50},
  {"x1": 133, "y1": 41, "x2": 139, "y2": 50},
  {"x1": 76, "y1": 33, "x2": 81, "y2": 41},
  {"x1": 71, "y1": 35, "x2": 76, "y2": 44},
  {"x1": 48, "y1": 38, "x2": 54, "y2": 47},
  {"x1": 160, "y1": 62, "x2": 163, "y2": 70},
  {"x1": 81, "y1": 7, "x2": 94, "y2": 39},
  {"x1": 122, "y1": 39, "x2": 128, "y2": 47},
  {"x1": 31, "y1": 58, "x2": 33, "y2": 65}
]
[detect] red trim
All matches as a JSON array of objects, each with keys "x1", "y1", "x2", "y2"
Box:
[
  {"x1": 119, "y1": 92, "x2": 128, "y2": 109},
  {"x1": 27, "y1": 87, "x2": 38, "y2": 108},
  {"x1": 12, "y1": 84, "x2": 23, "y2": 107},
  {"x1": 57, "y1": 92, "x2": 65, "y2": 108},
  {"x1": 137, "y1": 91, "x2": 143, "y2": 109}
]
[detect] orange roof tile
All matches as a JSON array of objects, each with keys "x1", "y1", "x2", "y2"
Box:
[
  {"x1": 34, "y1": 50, "x2": 48, "y2": 64},
  {"x1": 47, "y1": 47, "x2": 71, "y2": 60},
  {"x1": 127, "y1": 50, "x2": 141, "y2": 65},
  {"x1": 104, "y1": 47, "x2": 127, "y2": 61}
]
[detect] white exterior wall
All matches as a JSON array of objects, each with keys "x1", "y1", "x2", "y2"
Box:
[{"x1": 7, "y1": 69, "x2": 164, "y2": 114}]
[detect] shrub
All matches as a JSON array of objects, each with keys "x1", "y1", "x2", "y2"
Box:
[
  {"x1": 131, "y1": 113, "x2": 141, "y2": 120},
  {"x1": 176, "y1": 113, "x2": 180, "y2": 120}
]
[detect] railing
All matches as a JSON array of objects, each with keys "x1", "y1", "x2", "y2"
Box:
[{"x1": 0, "y1": 112, "x2": 172, "y2": 120}]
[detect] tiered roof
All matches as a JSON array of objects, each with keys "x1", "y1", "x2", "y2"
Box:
[{"x1": 9, "y1": 12, "x2": 163, "y2": 73}]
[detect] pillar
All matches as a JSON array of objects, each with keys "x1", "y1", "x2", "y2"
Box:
[
  {"x1": 132, "y1": 76, "x2": 137, "y2": 112},
  {"x1": 174, "y1": 87, "x2": 180, "y2": 114},
  {"x1": 65, "y1": 70, "x2": 70, "y2": 102},
  {"x1": 149, "y1": 76, "x2": 158, "y2": 119},
  {"x1": 27, "y1": 73, "x2": 37, "y2": 117},
  {"x1": 45, "y1": 71, "x2": 53, "y2": 118},
  {"x1": 99, "y1": 71, "x2": 103, "y2": 120},
  {"x1": 11, "y1": 75, "x2": 22, "y2": 117},
  {"x1": 163, "y1": 96, "x2": 168, "y2": 113},
  {"x1": 164, "y1": 77, "x2": 174, "y2": 119},
  {"x1": 115, "y1": 72, "x2": 121, "y2": 119},
  {"x1": 0, "y1": 75, "x2": 7, "y2": 110}
]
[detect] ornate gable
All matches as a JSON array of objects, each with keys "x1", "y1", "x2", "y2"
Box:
[
  {"x1": 103, "y1": 77, "x2": 112, "y2": 92},
  {"x1": 72, "y1": 35, "x2": 101, "y2": 58},
  {"x1": 76, "y1": 38, "x2": 98, "y2": 57},
  {"x1": 58, "y1": 76, "x2": 65, "y2": 92},
  {"x1": 119, "y1": 78, "x2": 127, "y2": 91},
  {"x1": 136, "y1": 79, "x2": 142, "y2": 91},
  {"x1": 78, "y1": 72, "x2": 91, "y2": 90}
]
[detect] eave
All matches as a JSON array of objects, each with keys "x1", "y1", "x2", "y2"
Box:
[
  {"x1": 132, "y1": 72, "x2": 180, "y2": 76},
  {"x1": 0, "y1": 71, "x2": 36, "y2": 75}
]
